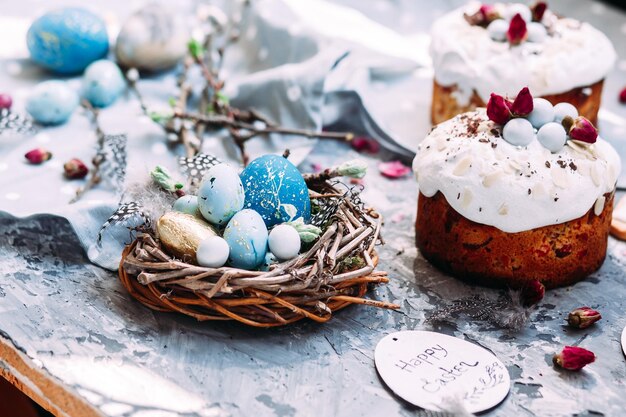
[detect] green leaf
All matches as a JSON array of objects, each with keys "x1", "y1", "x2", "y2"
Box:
[
  {"x1": 216, "y1": 91, "x2": 230, "y2": 105},
  {"x1": 168, "y1": 97, "x2": 177, "y2": 108},
  {"x1": 187, "y1": 39, "x2": 204, "y2": 60}
]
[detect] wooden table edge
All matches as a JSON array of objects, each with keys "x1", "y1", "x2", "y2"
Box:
[{"x1": 0, "y1": 335, "x2": 102, "y2": 417}]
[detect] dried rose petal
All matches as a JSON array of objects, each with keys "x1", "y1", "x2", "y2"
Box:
[
  {"x1": 568, "y1": 116, "x2": 598, "y2": 144},
  {"x1": 510, "y1": 87, "x2": 534, "y2": 116},
  {"x1": 24, "y1": 148, "x2": 52, "y2": 164},
  {"x1": 479, "y1": 4, "x2": 500, "y2": 23},
  {"x1": 520, "y1": 279, "x2": 545, "y2": 306},
  {"x1": 507, "y1": 13, "x2": 528, "y2": 45},
  {"x1": 378, "y1": 161, "x2": 411, "y2": 179},
  {"x1": 553, "y1": 346, "x2": 595, "y2": 371},
  {"x1": 64, "y1": 158, "x2": 89, "y2": 179},
  {"x1": 351, "y1": 136, "x2": 380, "y2": 154},
  {"x1": 619, "y1": 87, "x2": 626, "y2": 104},
  {"x1": 464, "y1": 4, "x2": 501, "y2": 26},
  {"x1": 0, "y1": 93, "x2": 12, "y2": 110},
  {"x1": 567, "y1": 306, "x2": 602, "y2": 329},
  {"x1": 486, "y1": 93, "x2": 513, "y2": 124},
  {"x1": 531, "y1": 2, "x2": 548, "y2": 22}
]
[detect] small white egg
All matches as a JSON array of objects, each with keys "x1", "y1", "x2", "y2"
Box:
[
  {"x1": 527, "y1": 22, "x2": 547, "y2": 42},
  {"x1": 196, "y1": 236, "x2": 230, "y2": 268},
  {"x1": 503, "y1": 4, "x2": 531, "y2": 22},
  {"x1": 268, "y1": 224, "x2": 301, "y2": 260}
]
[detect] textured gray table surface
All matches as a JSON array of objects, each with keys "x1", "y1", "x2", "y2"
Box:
[{"x1": 2, "y1": 1, "x2": 626, "y2": 417}]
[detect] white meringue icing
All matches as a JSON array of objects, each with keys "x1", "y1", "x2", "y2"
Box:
[
  {"x1": 412, "y1": 109, "x2": 621, "y2": 233},
  {"x1": 430, "y1": 3, "x2": 617, "y2": 105}
]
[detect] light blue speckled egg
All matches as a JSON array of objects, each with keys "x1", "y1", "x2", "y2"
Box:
[
  {"x1": 240, "y1": 155, "x2": 311, "y2": 227},
  {"x1": 26, "y1": 80, "x2": 78, "y2": 125},
  {"x1": 27, "y1": 8, "x2": 109, "y2": 74},
  {"x1": 173, "y1": 195, "x2": 199, "y2": 216},
  {"x1": 198, "y1": 164, "x2": 245, "y2": 226},
  {"x1": 81, "y1": 60, "x2": 125, "y2": 108},
  {"x1": 224, "y1": 209, "x2": 268, "y2": 269}
]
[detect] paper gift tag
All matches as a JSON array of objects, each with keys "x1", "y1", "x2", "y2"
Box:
[{"x1": 375, "y1": 331, "x2": 510, "y2": 414}]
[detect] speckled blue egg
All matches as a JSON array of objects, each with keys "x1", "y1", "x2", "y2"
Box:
[
  {"x1": 224, "y1": 209, "x2": 268, "y2": 269},
  {"x1": 27, "y1": 8, "x2": 109, "y2": 74},
  {"x1": 81, "y1": 60, "x2": 125, "y2": 108},
  {"x1": 173, "y1": 195, "x2": 199, "y2": 216},
  {"x1": 26, "y1": 80, "x2": 78, "y2": 125},
  {"x1": 197, "y1": 164, "x2": 245, "y2": 226},
  {"x1": 240, "y1": 155, "x2": 310, "y2": 227}
]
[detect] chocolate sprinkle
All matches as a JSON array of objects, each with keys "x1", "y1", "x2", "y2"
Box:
[{"x1": 545, "y1": 161, "x2": 551, "y2": 168}]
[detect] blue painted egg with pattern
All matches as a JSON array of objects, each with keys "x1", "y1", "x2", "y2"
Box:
[
  {"x1": 240, "y1": 155, "x2": 310, "y2": 227},
  {"x1": 26, "y1": 80, "x2": 78, "y2": 125},
  {"x1": 223, "y1": 209, "x2": 268, "y2": 269},
  {"x1": 27, "y1": 8, "x2": 109, "y2": 74},
  {"x1": 197, "y1": 164, "x2": 245, "y2": 226},
  {"x1": 81, "y1": 60, "x2": 125, "y2": 108}
]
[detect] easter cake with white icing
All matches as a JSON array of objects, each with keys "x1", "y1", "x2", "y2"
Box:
[
  {"x1": 413, "y1": 88, "x2": 621, "y2": 288},
  {"x1": 430, "y1": 1, "x2": 616, "y2": 125}
]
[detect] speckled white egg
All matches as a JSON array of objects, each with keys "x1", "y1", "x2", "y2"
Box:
[
  {"x1": 173, "y1": 195, "x2": 199, "y2": 216},
  {"x1": 115, "y1": 5, "x2": 189, "y2": 72},
  {"x1": 81, "y1": 60, "x2": 126, "y2": 108},
  {"x1": 268, "y1": 224, "x2": 301, "y2": 260},
  {"x1": 196, "y1": 236, "x2": 230, "y2": 268},
  {"x1": 224, "y1": 209, "x2": 268, "y2": 269},
  {"x1": 26, "y1": 80, "x2": 78, "y2": 125},
  {"x1": 197, "y1": 164, "x2": 245, "y2": 226}
]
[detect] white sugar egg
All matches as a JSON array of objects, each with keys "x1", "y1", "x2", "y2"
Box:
[
  {"x1": 268, "y1": 224, "x2": 301, "y2": 260},
  {"x1": 196, "y1": 236, "x2": 230, "y2": 268}
]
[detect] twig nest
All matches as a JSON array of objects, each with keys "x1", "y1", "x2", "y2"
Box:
[
  {"x1": 115, "y1": 5, "x2": 189, "y2": 72},
  {"x1": 268, "y1": 224, "x2": 301, "y2": 260},
  {"x1": 223, "y1": 209, "x2": 268, "y2": 269},
  {"x1": 241, "y1": 155, "x2": 311, "y2": 227},
  {"x1": 197, "y1": 163, "x2": 245, "y2": 226},
  {"x1": 157, "y1": 211, "x2": 218, "y2": 263},
  {"x1": 197, "y1": 236, "x2": 229, "y2": 268}
]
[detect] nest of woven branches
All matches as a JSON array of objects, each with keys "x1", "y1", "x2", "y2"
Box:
[{"x1": 118, "y1": 179, "x2": 398, "y2": 327}]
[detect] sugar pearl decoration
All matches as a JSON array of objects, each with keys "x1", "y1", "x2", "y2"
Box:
[
  {"x1": 503, "y1": 4, "x2": 531, "y2": 22},
  {"x1": 268, "y1": 224, "x2": 301, "y2": 260},
  {"x1": 173, "y1": 195, "x2": 199, "y2": 216},
  {"x1": 487, "y1": 19, "x2": 508, "y2": 42},
  {"x1": 553, "y1": 102, "x2": 578, "y2": 123},
  {"x1": 527, "y1": 98, "x2": 555, "y2": 128},
  {"x1": 537, "y1": 122, "x2": 567, "y2": 152},
  {"x1": 502, "y1": 118, "x2": 535, "y2": 147},
  {"x1": 196, "y1": 236, "x2": 230, "y2": 268},
  {"x1": 527, "y1": 22, "x2": 547, "y2": 42}
]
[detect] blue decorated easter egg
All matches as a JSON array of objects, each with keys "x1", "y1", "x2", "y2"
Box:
[
  {"x1": 240, "y1": 155, "x2": 311, "y2": 227},
  {"x1": 81, "y1": 60, "x2": 125, "y2": 108},
  {"x1": 224, "y1": 209, "x2": 268, "y2": 269},
  {"x1": 197, "y1": 164, "x2": 245, "y2": 226},
  {"x1": 27, "y1": 8, "x2": 109, "y2": 74},
  {"x1": 173, "y1": 195, "x2": 199, "y2": 216},
  {"x1": 26, "y1": 80, "x2": 78, "y2": 125}
]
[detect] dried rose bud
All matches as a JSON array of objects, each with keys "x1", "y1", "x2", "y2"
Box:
[
  {"x1": 378, "y1": 161, "x2": 411, "y2": 179},
  {"x1": 64, "y1": 158, "x2": 89, "y2": 179},
  {"x1": 24, "y1": 148, "x2": 52, "y2": 164},
  {"x1": 561, "y1": 115, "x2": 574, "y2": 132},
  {"x1": 507, "y1": 14, "x2": 528, "y2": 45},
  {"x1": 531, "y1": 2, "x2": 548, "y2": 22},
  {"x1": 479, "y1": 4, "x2": 500, "y2": 23},
  {"x1": 553, "y1": 346, "x2": 595, "y2": 371},
  {"x1": 351, "y1": 136, "x2": 380, "y2": 154},
  {"x1": 520, "y1": 279, "x2": 545, "y2": 306},
  {"x1": 0, "y1": 93, "x2": 12, "y2": 110},
  {"x1": 568, "y1": 116, "x2": 598, "y2": 144},
  {"x1": 619, "y1": 87, "x2": 626, "y2": 104},
  {"x1": 510, "y1": 87, "x2": 534, "y2": 116},
  {"x1": 567, "y1": 306, "x2": 602, "y2": 329},
  {"x1": 487, "y1": 93, "x2": 513, "y2": 124}
]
